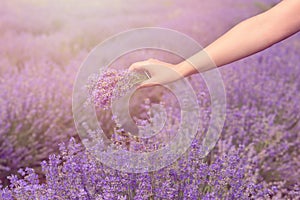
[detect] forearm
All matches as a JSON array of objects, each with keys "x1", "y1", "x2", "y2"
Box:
[{"x1": 176, "y1": 0, "x2": 300, "y2": 77}]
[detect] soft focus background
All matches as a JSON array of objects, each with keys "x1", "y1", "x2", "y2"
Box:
[{"x1": 0, "y1": 0, "x2": 299, "y2": 199}]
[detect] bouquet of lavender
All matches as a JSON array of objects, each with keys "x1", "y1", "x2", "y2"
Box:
[{"x1": 85, "y1": 69, "x2": 150, "y2": 110}]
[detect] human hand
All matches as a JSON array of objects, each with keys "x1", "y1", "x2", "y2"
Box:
[{"x1": 128, "y1": 58, "x2": 184, "y2": 88}]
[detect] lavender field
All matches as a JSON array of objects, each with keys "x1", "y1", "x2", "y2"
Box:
[{"x1": 0, "y1": 0, "x2": 299, "y2": 199}]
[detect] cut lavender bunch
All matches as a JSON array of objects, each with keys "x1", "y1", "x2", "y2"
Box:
[{"x1": 85, "y1": 69, "x2": 150, "y2": 110}]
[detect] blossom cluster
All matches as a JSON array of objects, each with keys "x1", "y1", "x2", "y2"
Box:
[{"x1": 86, "y1": 69, "x2": 149, "y2": 110}]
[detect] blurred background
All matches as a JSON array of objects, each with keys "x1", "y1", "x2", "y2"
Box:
[{"x1": 1, "y1": 0, "x2": 299, "y2": 198}]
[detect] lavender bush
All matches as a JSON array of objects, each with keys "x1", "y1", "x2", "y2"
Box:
[
  {"x1": 0, "y1": 64, "x2": 77, "y2": 185},
  {"x1": 1, "y1": 0, "x2": 299, "y2": 199},
  {"x1": 0, "y1": 137, "x2": 269, "y2": 200}
]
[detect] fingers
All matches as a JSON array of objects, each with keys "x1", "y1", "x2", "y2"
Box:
[
  {"x1": 137, "y1": 78, "x2": 160, "y2": 89},
  {"x1": 128, "y1": 59, "x2": 158, "y2": 71},
  {"x1": 128, "y1": 58, "x2": 173, "y2": 88},
  {"x1": 128, "y1": 61, "x2": 145, "y2": 71}
]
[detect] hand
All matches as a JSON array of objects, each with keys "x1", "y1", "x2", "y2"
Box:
[{"x1": 128, "y1": 58, "x2": 183, "y2": 88}]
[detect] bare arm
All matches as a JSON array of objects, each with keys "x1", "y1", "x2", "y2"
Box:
[
  {"x1": 130, "y1": 0, "x2": 300, "y2": 86},
  {"x1": 177, "y1": 0, "x2": 300, "y2": 76}
]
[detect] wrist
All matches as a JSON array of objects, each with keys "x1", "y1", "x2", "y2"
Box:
[{"x1": 175, "y1": 61, "x2": 198, "y2": 78}]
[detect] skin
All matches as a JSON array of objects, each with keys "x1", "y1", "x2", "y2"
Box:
[{"x1": 129, "y1": 0, "x2": 300, "y2": 87}]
